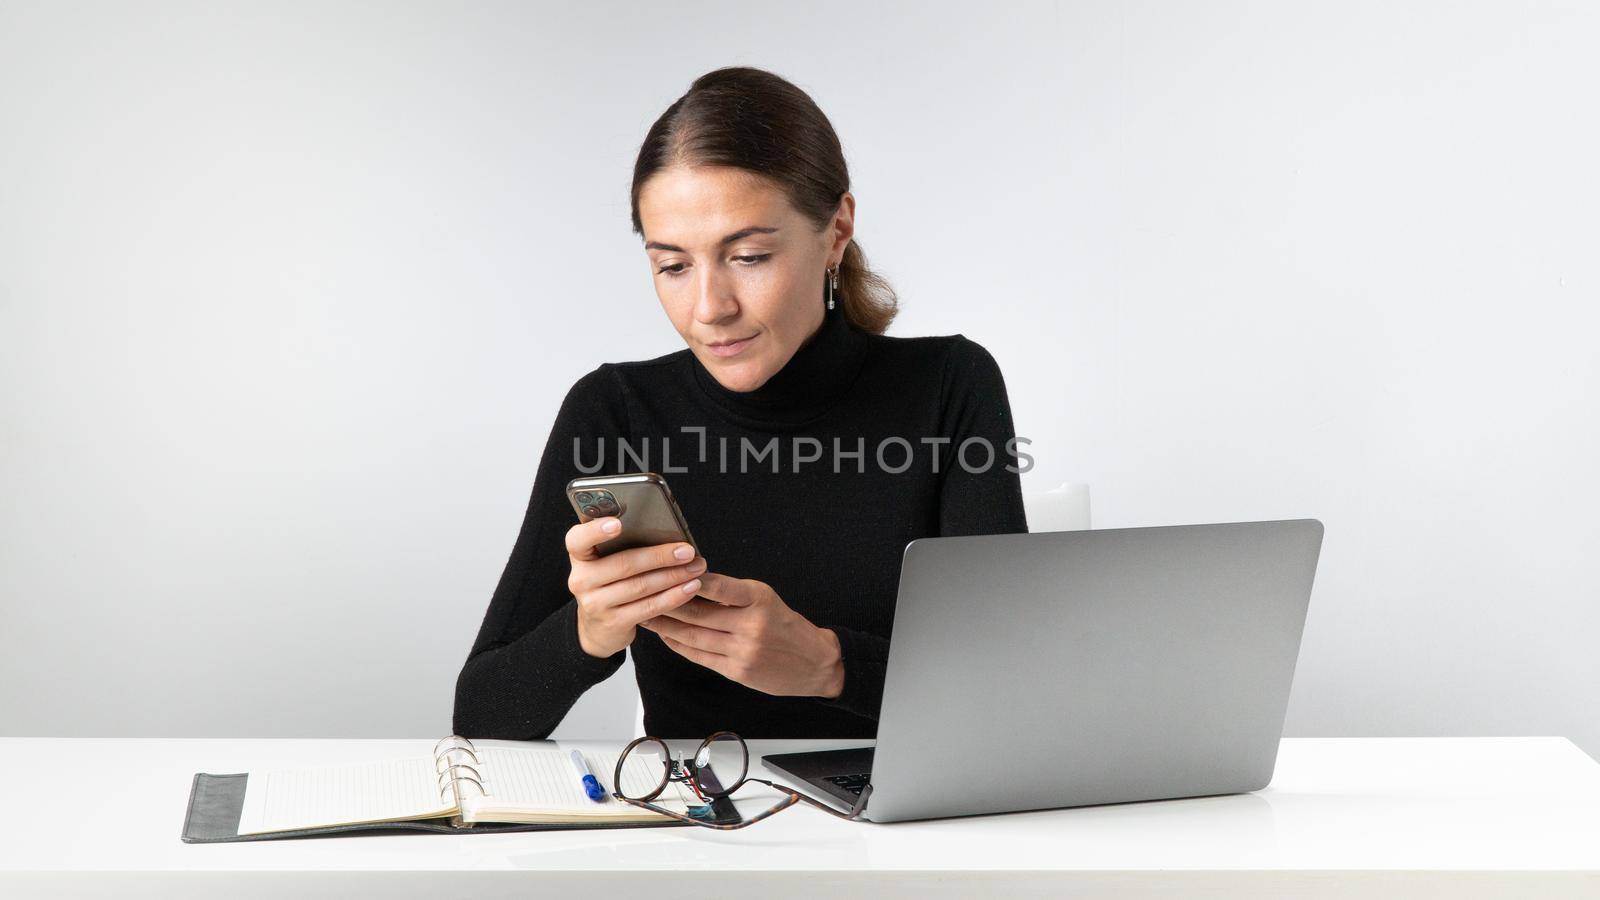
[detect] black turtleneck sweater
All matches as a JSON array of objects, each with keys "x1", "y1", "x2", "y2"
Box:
[{"x1": 452, "y1": 305, "x2": 1028, "y2": 739}]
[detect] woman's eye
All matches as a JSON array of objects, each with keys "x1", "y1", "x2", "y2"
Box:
[{"x1": 657, "y1": 255, "x2": 768, "y2": 277}]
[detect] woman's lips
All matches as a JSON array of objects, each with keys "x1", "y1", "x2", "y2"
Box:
[{"x1": 705, "y1": 334, "x2": 758, "y2": 358}]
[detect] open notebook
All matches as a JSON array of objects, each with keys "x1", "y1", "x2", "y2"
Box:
[{"x1": 215, "y1": 737, "x2": 709, "y2": 838}]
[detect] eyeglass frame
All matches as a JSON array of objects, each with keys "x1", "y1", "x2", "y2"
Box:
[{"x1": 611, "y1": 731, "x2": 872, "y2": 830}]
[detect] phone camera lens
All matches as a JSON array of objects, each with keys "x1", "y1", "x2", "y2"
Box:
[
  {"x1": 575, "y1": 491, "x2": 595, "y2": 504},
  {"x1": 582, "y1": 505, "x2": 600, "y2": 517}
]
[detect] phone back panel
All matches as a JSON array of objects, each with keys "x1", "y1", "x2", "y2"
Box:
[{"x1": 567, "y1": 474, "x2": 696, "y2": 557}]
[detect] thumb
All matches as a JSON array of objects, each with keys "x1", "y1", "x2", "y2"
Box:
[{"x1": 694, "y1": 572, "x2": 758, "y2": 608}]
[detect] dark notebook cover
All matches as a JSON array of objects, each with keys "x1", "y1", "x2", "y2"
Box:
[{"x1": 181, "y1": 771, "x2": 739, "y2": 843}]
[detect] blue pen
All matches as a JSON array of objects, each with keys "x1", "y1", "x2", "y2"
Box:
[{"x1": 570, "y1": 749, "x2": 605, "y2": 802}]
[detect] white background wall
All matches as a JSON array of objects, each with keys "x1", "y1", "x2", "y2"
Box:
[{"x1": 2, "y1": 1, "x2": 1595, "y2": 756}]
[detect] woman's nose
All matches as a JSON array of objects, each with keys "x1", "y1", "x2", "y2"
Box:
[{"x1": 692, "y1": 275, "x2": 740, "y2": 324}]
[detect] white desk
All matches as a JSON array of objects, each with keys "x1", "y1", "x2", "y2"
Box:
[{"x1": 2, "y1": 736, "x2": 1597, "y2": 898}]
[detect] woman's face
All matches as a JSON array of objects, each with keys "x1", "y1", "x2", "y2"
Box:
[{"x1": 638, "y1": 165, "x2": 853, "y2": 393}]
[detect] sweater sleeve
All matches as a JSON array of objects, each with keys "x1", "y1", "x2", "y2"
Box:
[
  {"x1": 451, "y1": 365, "x2": 632, "y2": 740},
  {"x1": 812, "y1": 624, "x2": 892, "y2": 722},
  {"x1": 809, "y1": 337, "x2": 1029, "y2": 723},
  {"x1": 934, "y1": 336, "x2": 1030, "y2": 538}
]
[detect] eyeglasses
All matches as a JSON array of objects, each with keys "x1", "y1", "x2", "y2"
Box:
[{"x1": 612, "y1": 731, "x2": 871, "y2": 829}]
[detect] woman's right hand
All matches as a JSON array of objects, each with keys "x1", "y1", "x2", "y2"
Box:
[{"x1": 566, "y1": 516, "x2": 707, "y2": 659}]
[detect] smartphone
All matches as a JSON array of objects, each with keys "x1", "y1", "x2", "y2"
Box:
[{"x1": 566, "y1": 472, "x2": 697, "y2": 558}]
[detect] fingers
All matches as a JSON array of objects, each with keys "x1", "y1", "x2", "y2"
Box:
[
  {"x1": 572, "y1": 558, "x2": 701, "y2": 657},
  {"x1": 587, "y1": 555, "x2": 707, "y2": 609},
  {"x1": 656, "y1": 632, "x2": 731, "y2": 674},
  {"x1": 570, "y1": 540, "x2": 700, "y2": 593},
  {"x1": 641, "y1": 616, "x2": 733, "y2": 656},
  {"x1": 564, "y1": 517, "x2": 622, "y2": 559},
  {"x1": 610, "y1": 575, "x2": 707, "y2": 630},
  {"x1": 651, "y1": 597, "x2": 738, "y2": 630},
  {"x1": 693, "y1": 572, "x2": 759, "y2": 607}
]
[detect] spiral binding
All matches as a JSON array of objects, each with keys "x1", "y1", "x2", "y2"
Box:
[{"x1": 433, "y1": 735, "x2": 488, "y2": 828}]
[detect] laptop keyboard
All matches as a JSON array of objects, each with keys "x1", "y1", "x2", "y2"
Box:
[{"x1": 822, "y1": 773, "x2": 871, "y2": 795}]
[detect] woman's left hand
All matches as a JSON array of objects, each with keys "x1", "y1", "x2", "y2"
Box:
[{"x1": 639, "y1": 572, "x2": 845, "y2": 699}]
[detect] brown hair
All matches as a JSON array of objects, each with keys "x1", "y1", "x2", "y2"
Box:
[{"x1": 630, "y1": 66, "x2": 899, "y2": 335}]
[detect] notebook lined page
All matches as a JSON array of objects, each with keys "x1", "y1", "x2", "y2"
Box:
[
  {"x1": 237, "y1": 756, "x2": 456, "y2": 835},
  {"x1": 464, "y1": 746, "x2": 694, "y2": 817}
]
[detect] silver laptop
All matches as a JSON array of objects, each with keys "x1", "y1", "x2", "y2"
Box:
[{"x1": 762, "y1": 519, "x2": 1324, "y2": 823}]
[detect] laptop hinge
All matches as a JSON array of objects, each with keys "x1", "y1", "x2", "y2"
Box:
[{"x1": 848, "y1": 782, "x2": 873, "y2": 818}]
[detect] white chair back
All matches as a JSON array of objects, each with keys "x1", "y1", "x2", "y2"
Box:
[{"x1": 1023, "y1": 481, "x2": 1092, "y2": 533}]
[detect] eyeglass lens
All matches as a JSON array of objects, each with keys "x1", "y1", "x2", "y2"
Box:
[
  {"x1": 616, "y1": 737, "x2": 672, "y2": 802},
  {"x1": 692, "y1": 732, "x2": 748, "y2": 798}
]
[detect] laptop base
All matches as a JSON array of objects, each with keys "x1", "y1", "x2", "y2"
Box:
[{"x1": 761, "y1": 747, "x2": 875, "y2": 808}]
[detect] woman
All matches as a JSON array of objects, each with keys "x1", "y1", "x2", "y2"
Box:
[{"x1": 453, "y1": 66, "x2": 1027, "y2": 741}]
